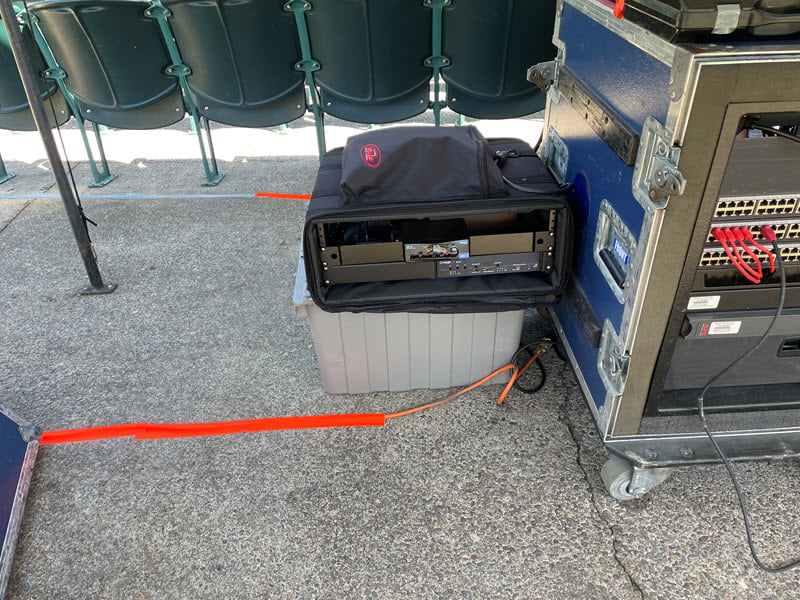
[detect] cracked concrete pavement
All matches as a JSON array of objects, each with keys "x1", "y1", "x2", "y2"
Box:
[
  {"x1": 2, "y1": 116, "x2": 800, "y2": 599},
  {"x1": 556, "y1": 395, "x2": 644, "y2": 600}
]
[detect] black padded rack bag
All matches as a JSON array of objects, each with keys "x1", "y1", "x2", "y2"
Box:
[
  {"x1": 622, "y1": 0, "x2": 800, "y2": 41},
  {"x1": 303, "y1": 126, "x2": 573, "y2": 313}
]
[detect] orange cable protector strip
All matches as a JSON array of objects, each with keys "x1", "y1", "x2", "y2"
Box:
[
  {"x1": 254, "y1": 193, "x2": 312, "y2": 200},
  {"x1": 40, "y1": 363, "x2": 525, "y2": 445},
  {"x1": 40, "y1": 414, "x2": 386, "y2": 445}
]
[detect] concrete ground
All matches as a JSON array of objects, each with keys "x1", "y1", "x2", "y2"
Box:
[{"x1": 1, "y1": 114, "x2": 800, "y2": 600}]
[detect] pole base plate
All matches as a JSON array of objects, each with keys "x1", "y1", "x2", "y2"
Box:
[
  {"x1": 87, "y1": 172, "x2": 118, "y2": 188},
  {"x1": 79, "y1": 282, "x2": 118, "y2": 295}
]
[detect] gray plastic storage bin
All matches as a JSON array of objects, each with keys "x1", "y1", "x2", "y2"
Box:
[{"x1": 294, "y1": 259, "x2": 523, "y2": 394}]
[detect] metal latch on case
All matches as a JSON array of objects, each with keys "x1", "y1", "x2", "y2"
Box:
[
  {"x1": 632, "y1": 117, "x2": 687, "y2": 210},
  {"x1": 527, "y1": 60, "x2": 557, "y2": 92},
  {"x1": 598, "y1": 320, "x2": 630, "y2": 396}
]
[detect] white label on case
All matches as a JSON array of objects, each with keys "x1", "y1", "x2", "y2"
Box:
[
  {"x1": 708, "y1": 321, "x2": 741, "y2": 335},
  {"x1": 687, "y1": 295, "x2": 721, "y2": 310}
]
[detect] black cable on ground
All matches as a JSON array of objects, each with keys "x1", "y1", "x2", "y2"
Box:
[
  {"x1": 697, "y1": 240, "x2": 800, "y2": 572},
  {"x1": 508, "y1": 339, "x2": 566, "y2": 394},
  {"x1": 512, "y1": 349, "x2": 546, "y2": 394}
]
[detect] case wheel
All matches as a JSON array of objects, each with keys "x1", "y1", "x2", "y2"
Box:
[
  {"x1": 601, "y1": 456, "x2": 673, "y2": 501},
  {"x1": 600, "y1": 456, "x2": 639, "y2": 501}
]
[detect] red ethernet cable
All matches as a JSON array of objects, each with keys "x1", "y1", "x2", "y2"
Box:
[
  {"x1": 731, "y1": 228, "x2": 764, "y2": 279},
  {"x1": 724, "y1": 228, "x2": 761, "y2": 280},
  {"x1": 747, "y1": 227, "x2": 777, "y2": 273},
  {"x1": 711, "y1": 228, "x2": 761, "y2": 284}
]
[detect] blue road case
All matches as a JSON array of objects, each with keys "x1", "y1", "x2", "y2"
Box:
[
  {"x1": 537, "y1": 0, "x2": 800, "y2": 498},
  {"x1": 0, "y1": 406, "x2": 38, "y2": 598}
]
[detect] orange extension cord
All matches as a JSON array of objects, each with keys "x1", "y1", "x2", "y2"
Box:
[{"x1": 39, "y1": 354, "x2": 541, "y2": 446}]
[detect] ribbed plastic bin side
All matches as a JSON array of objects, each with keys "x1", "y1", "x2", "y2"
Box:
[{"x1": 293, "y1": 259, "x2": 523, "y2": 394}]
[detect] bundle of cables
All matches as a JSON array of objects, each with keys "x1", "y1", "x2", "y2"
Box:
[{"x1": 711, "y1": 226, "x2": 775, "y2": 284}]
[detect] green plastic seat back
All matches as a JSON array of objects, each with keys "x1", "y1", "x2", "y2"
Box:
[
  {"x1": 0, "y1": 11, "x2": 70, "y2": 130},
  {"x1": 28, "y1": 0, "x2": 185, "y2": 129},
  {"x1": 162, "y1": 0, "x2": 305, "y2": 127},
  {"x1": 442, "y1": 0, "x2": 557, "y2": 118},
  {"x1": 305, "y1": 0, "x2": 432, "y2": 124}
]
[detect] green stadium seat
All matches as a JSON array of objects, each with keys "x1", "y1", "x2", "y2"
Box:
[
  {"x1": 0, "y1": 19, "x2": 69, "y2": 132},
  {"x1": 8, "y1": 0, "x2": 559, "y2": 179},
  {"x1": 304, "y1": 0, "x2": 432, "y2": 124},
  {"x1": 162, "y1": 0, "x2": 305, "y2": 128},
  {"x1": 1, "y1": 6, "x2": 115, "y2": 186},
  {"x1": 442, "y1": 0, "x2": 557, "y2": 118},
  {"x1": 28, "y1": 0, "x2": 222, "y2": 185},
  {"x1": 28, "y1": 0, "x2": 185, "y2": 129}
]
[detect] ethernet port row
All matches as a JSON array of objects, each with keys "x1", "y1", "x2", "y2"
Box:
[
  {"x1": 755, "y1": 197, "x2": 799, "y2": 215},
  {"x1": 714, "y1": 199, "x2": 756, "y2": 218},
  {"x1": 705, "y1": 221, "x2": 800, "y2": 243},
  {"x1": 699, "y1": 244, "x2": 800, "y2": 267}
]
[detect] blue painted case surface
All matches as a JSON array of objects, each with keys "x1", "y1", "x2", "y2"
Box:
[
  {"x1": 550, "y1": 4, "x2": 671, "y2": 411},
  {"x1": 1, "y1": 411, "x2": 28, "y2": 554}
]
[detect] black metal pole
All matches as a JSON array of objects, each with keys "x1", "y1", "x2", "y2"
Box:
[{"x1": 0, "y1": 1, "x2": 115, "y2": 294}]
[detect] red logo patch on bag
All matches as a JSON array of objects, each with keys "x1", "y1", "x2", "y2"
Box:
[{"x1": 360, "y1": 144, "x2": 382, "y2": 168}]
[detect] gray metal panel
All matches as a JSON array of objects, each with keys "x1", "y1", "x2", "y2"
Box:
[
  {"x1": 718, "y1": 137, "x2": 800, "y2": 199},
  {"x1": 640, "y1": 409, "x2": 800, "y2": 436},
  {"x1": 339, "y1": 242, "x2": 404, "y2": 265},
  {"x1": 429, "y1": 314, "x2": 455, "y2": 389},
  {"x1": 386, "y1": 313, "x2": 411, "y2": 392},
  {"x1": 664, "y1": 310, "x2": 800, "y2": 390},
  {"x1": 363, "y1": 313, "x2": 390, "y2": 391},
  {"x1": 470, "y1": 232, "x2": 533, "y2": 255},
  {"x1": 408, "y1": 313, "x2": 430, "y2": 390},
  {"x1": 325, "y1": 261, "x2": 434, "y2": 284},
  {"x1": 339, "y1": 312, "x2": 370, "y2": 394},
  {"x1": 607, "y1": 428, "x2": 800, "y2": 467}
]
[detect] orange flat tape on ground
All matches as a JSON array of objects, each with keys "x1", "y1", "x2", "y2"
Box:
[
  {"x1": 254, "y1": 193, "x2": 312, "y2": 200},
  {"x1": 40, "y1": 414, "x2": 386, "y2": 445}
]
